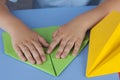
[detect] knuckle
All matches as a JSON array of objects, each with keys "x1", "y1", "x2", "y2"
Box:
[
  {"x1": 32, "y1": 52, "x2": 38, "y2": 57},
  {"x1": 61, "y1": 42, "x2": 66, "y2": 47},
  {"x1": 53, "y1": 38, "x2": 58, "y2": 42},
  {"x1": 75, "y1": 44, "x2": 80, "y2": 48},
  {"x1": 14, "y1": 43, "x2": 19, "y2": 47},
  {"x1": 67, "y1": 42, "x2": 73, "y2": 46},
  {"x1": 25, "y1": 42, "x2": 30, "y2": 46},
  {"x1": 31, "y1": 38, "x2": 36, "y2": 42},
  {"x1": 59, "y1": 46, "x2": 64, "y2": 51},
  {"x1": 38, "y1": 49, "x2": 44, "y2": 54},
  {"x1": 67, "y1": 43, "x2": 71, "y2": 47},
  {"x1": 66, "y1": 44, "x2": 72, "y2": 49},
  {"x1": 74, "y1": 46, "x2": 79, "y2": 50},
  {"x1": 77, "y1": 37, "x2": 82, "y2": 40},
  {"x1": 77, "y1": 40, "x2": 82, "y2": 44},
  {"x1": 65, "y1": 47, "x2": 70, "y2": 51},
  {"x1": 33, "y1": 52, "x2": 39, "y2": 56},
  {"x1": 31, "y1": 47, "x2": 36, "y2": 51},
  {"x1": 37, "y1": 44, "x2": 42, "y2": 48},
  {"x1": 24, "y1": 40, "x2": 29, "y2": 43},
  {"x1": 15, "y1": 42, "x2": 21, "y2": 45},
  {"x1": 23, "y1": 47, "x2": 28, "y2": 52},
  {"x1": 49, "y1": 45, "x2": 54, "y2": 50},
  {"x1": 21, "y1": 40, "x2": 27, "y2": 44},
  {"x1": 75, "y1": 42, "x2": 80, "y2": 47},
  {"x1": 34, "y1": 56, "x2": 40, "y2": 60},
  {"x1": 32, "y1": 40, "x2": 37, "y2": 44}
]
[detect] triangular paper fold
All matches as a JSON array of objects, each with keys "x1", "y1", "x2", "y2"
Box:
[
  {"x1": 86, "y1": 11, "x2": 120, "y2": 77},
  {"x1": 3, "y1": 26, "x2": 88, "y2": 76}
]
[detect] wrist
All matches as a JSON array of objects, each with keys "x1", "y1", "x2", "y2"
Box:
[
  {"x1": 0, "y1": 14, "x2": 30, "y2": 36},
  {"x1": 10, "y1": 25, "x2": 30, "y2": 37},
  {"x1": 77, "y1": 6, "x2": 109, "y2": 31}
]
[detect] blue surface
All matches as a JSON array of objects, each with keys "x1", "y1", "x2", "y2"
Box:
[{"x1": 0, "y1": 6, "x2": 119, "y2": 80}]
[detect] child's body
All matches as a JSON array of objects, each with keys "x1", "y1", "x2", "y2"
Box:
[
  {"x1": 8, "y1": 0, "x2": 100, "y2": 9},
  {"x1": 0, "y1": 0, "x2": 120, "y2": 64}
]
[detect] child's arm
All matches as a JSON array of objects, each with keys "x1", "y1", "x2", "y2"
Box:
[
  {"x1": 0, "y1": 0, "x2": 49, "y2": 64},
  {"x1": 47, "y1": 0, "x2": 120, "y2": 58}
]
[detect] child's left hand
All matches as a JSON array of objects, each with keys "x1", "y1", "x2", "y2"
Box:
[{"x1": 47, "y1": 18, "x2": 88, "y2": 59}]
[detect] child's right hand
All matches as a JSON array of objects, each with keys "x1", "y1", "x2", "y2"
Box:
[{"x1": 11, "y1": 27, "x2": 49, "y2": 64}]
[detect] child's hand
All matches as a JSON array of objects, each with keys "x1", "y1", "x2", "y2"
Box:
[
  {"x1": 11, "y1": 28, "x2": 48, "y2": 64},
  {"x1": 47, "y1": 18, "x2": 88, "y2": 59}
]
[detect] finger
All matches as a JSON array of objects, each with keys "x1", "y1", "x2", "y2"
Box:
[
  {"x1": 38, "y1": 36, "x2": 49, "y2": 47},
  {"x1": 56, "y1": 38, "x2": 69, "y2": 59},
  {"x1": 61, "y1": 39, "x2": 75, "y2": 58},
  {"x1": 19, "y1": 44, "x2": 35, "y2": 64},
  {"x1": 25, "y1": 42, "x2": 42, "y2": 64},
  {"x1": 53, "y1": 30, "x2": 58, "y2": 38},
  {"x1": 72, "y1": 40, "x2": 82, "y2": 56},
  {"x1": 47, "y1": 36, "x2": 62, "y2": 54},
  {"x1": 32, "y1": 40, "x2": 46, "y2": 62},
  {"x1": 52, "y1": 27, "x2": 63, "y2": 38},
  {"x1": 13, "y1": 45, "x2": 26, "y2": 61}
]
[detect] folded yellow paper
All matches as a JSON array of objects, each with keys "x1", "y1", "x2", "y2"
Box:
[{"x1": 86, "y1": 11, "x2": 120, "y2": 77}]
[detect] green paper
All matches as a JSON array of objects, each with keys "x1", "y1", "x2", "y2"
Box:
[{"x1": 2, "y1": 26, "x2": 88, "y2": 76}]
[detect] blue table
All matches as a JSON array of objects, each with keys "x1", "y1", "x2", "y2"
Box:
[{"x1": 0, "y1": 6, "x2": 119, "y2": 80}]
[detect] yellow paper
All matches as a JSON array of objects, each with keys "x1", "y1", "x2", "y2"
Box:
[{"x1": 86, "y1": 11, "x2": 120, "y2": 77}]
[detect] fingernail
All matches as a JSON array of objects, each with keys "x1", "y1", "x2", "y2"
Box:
[
  {"x1": 61, "y1": 55, "x2": 65, "y2": 59},
  {"x1": 41, "y1": 55, "x2": 46, "y2": 62},
  {"x1": 31, "y1": 60, "x2": 35, "y2": 64},
  {"x1": 47, "y1": 50, "x2": 51, "y2": 54},
  {"x1": 61, "y1": 52, "x2": 67, "y2": 58},
  {"x1": 72, "y1": 54, "x2": 77, "y2": 56},
  {"x1": 37, "y1": 61, "x2": 42, "y2": 65},
  {"x1": 46, "y1": 44, "x2": 49, "y2": 47},
  {"x1": 56, "y1": 54, "x2": 60, "y2": 59},
  {"x1": 21, "y1": 58, "x2": 26, "y2": 62},
  {"x1": 44, "y1": 43, "x2": 49, "y2": 47},
  {"x1": 42, "y1": 57, "x2": 46, "y2": 62}
]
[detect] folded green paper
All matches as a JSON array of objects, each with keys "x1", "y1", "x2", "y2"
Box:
[{"x1": 2, "y1": 26, "x2": 88, "y2": 76}]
